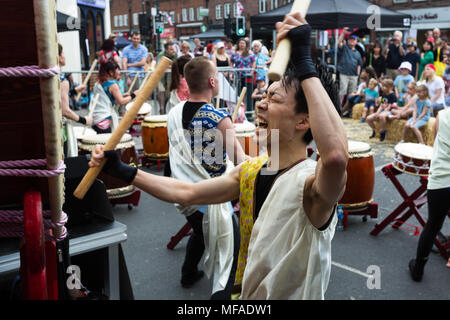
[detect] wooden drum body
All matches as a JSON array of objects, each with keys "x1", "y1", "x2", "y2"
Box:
[
  {"x1": 78, "y1": 133, "x2": 138, "y2": 198},
  {"x1": 339, "y1": 141, "x2": 375, "y2": 210},
  {"x1": 142, "y1": 115, "x2": 169, "y2": 159},
  {"x1": 234, "y1": 122, "x2": 259, "y2": 157}
]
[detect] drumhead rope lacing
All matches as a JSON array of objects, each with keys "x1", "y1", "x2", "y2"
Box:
[
  {"x1": 0, "y1": 158, "x2": 68, "y2": 241},
  {"x1": 392, "y1": 154, "x2": 430, "y2": 175},
  {"x1": 0, "y1": 65, "x2": 59, "y2": 78}
]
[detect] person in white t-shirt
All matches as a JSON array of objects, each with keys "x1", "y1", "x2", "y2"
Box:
[
  {"x1": 409, "y1": 107, "x2": 450, "y2": 281},
  {"x1": 422, "y1": 64, "x2": 446, "y2": 116}
]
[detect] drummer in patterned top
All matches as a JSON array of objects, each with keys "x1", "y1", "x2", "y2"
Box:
[{"x1": 89, "y1": 12, "x2": 347, "y2": 299}]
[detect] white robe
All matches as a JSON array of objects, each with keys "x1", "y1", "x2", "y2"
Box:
[
  {"x1": 167, "y1": 101, "x2": 234, "y2": 295},
  {"x1": 241, "y1": 159, "x2": 337, "y2": 300}
]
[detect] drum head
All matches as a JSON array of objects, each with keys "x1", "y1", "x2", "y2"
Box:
[
  {"x1": 126, "y1": 102, "x2": 152, "y2": 115},
  {"x1": 347, "y1": 140, "x2": 372, "y2": 158},
  {"x1": 234, "y1": 122, "x2": 256, "y2": 137},
  {"x1": 394, "y1": 142, "x2": 433, "y2": 160},
  {"x1": 143, "y1": 114, "x2": 168, "y2": 122},
  {"x1": 79, "y1": 133, "x2": 135, "y2": 151},
  {"x1": 72, "y1": 126, "x2": 96, "y2": 140}
]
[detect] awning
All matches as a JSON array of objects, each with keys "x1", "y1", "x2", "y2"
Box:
[
  {"x1": 189, "y1": 29, "x2": 225, "y2": 40},
  {"x1": 251, "y1": 0, "x2": 411, "y2": 30}
]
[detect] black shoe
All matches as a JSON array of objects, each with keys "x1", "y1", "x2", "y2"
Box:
[
  {"x1": 380, "y1": 130, "x2": 386, "y2": 141},
  {"x1": 369, "y1": 131, "x2": 376, "y2": 139},
  {"x1": 409, "y1": 258, "x2": 428, "y2": 282},
  {"x1": 181, "y1": 270, "x2": 205, "y2": 288}
]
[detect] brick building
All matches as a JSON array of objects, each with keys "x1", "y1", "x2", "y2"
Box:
[{"x1": 110, "y1": 0, "x2": 209, "y2": 42}]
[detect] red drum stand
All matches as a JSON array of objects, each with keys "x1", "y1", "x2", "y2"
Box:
[
  {"x1": 166, "y1": 222, "x2": 193, "y2": 250},
  {"x1": 20, "y1": 190, "x2": 58, "y2": 300},
  {"x1": 370, "y1": 164, "x2": 450, "y2": 260}
]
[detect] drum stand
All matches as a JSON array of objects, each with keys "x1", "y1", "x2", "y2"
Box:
[
  {"x1": 370, "y1": 164, "x2": 450, "y2": 260},
  {"x1": 342, "y1": 203, "x2": 378, "y2": 228},
  {"x1": 166, "y1": 222, "x2": 193, "y2": 250}
]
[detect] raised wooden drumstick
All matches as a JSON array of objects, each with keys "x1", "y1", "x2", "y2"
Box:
[
  {"x1": 267, "y1": 0, "x2": 311, "y2": 82},
  {"x1": 232, "y1": 87, "x2": 247, "y2": 123},
  {"x1": 139, "y1": 71, "x2": 151, "y2": 90},
  {"x1": 75, "y1": 58, "x2": 97, "y2": 101},
  {"x1": 73, "y1": 57, "x2": 173, "y2": 199},
  {"x1": 82, "y1": 93, "x2": 100, "y2": 135},
  {"x1": 127, "y1": 72, "x2": 140, "y2": 94}
]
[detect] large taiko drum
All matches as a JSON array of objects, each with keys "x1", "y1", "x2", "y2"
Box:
[
  {"x1": 72, "y1": 126, "x2": 96, "y2": 143},
  {"x1": 141, "y1": 115, "x2": 169, "y2": 159},
  {"x1": 234, "y1": 122, "x2": 259, "y2": 157},
  {"x1": 126, "y1": 102, "x2": 152, "y2": 122},
  {"x1": 338, "y1": 140, "x2": 375, "y2": 210},
  {"x1": 392, "y1": 142, "x2": 433, "y2": 176},
  {"x1": 78, "y1": 133, "x2": 139, "y2": 199}
]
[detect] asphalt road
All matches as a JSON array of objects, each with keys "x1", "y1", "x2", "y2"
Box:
[{"x1": 107, "y1": 117, "x2": 449, "y2": 301}]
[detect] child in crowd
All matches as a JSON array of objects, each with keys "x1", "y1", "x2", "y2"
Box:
[
  {"x1": 366, "y1": 78, "x2": 397, "y2": 141},
  {"x1": 341, "y1": 69, "x2": 369, "y2": 117},
  {"x1": 394, "y1": 61, "x2": 415, "y2": 106},
  {"x1": 390, "y1": 81, "x2": 418, "y2": 120},
  {"x1": 361, "y1": 78, "x2": 379, "y2": 122},
  {"x1": 401, "y1": 84, "x2": 432, "y2": 144}
]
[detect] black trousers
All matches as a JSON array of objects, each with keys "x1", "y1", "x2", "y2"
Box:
[
  {"x1": 415, "y1": 187, "x2": 450, "y2": 259},
  {"x1": 182, "y1": 211, "x2": 240, "y2": 300}
]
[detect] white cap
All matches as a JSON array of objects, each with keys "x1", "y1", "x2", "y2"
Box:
[
  {"x1": 216, "y1": 42, "x2": 225, "y2": 49},
  {"x1": 398, "y1": 61, "x2": 412, "y2": 72}
]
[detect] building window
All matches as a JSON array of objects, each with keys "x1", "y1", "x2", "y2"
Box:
[
  {"x1": 133, "y1": 13, "x2": 138, "y2": 26},
  {"x1": 119, "y1": 15, "x2": 123, "y2": 27},
  {"x1": 393, "y1": 0, "x2": 407, "y2": 3},
  {"x1": 114, "y1": 15, "x2": 118, "y2": 27},
  {"x1": 189, "y1": 8, "x2": 195, "y2": 21},
  {"x1": 233, "y1": 2, "x2": 237, "y2": 18},
  {"x1": 182, "y1": 8, "x2": 188, "y2": 22},
  {"x1": 123, "y1": 14, "x2": 128, "y2": 27},
  {"x1": 224, "y1": 3, "x2": 231, "y2": 18},
  {"x1": 271, "y1": 0, "x2": 278, "y2": 10},
  {"x1": 259, "y1": 0, "x2": 267, "y2": 13},
  {"x1": 216, "y1": 4, "x2": 222, "y2": 20},
  {"x1": 170, "y1": 11, "x2": 175, "y2": 24}
]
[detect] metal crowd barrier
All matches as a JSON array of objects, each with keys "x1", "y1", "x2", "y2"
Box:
[{"x1": 63, "y1": 67, "x2": 262, "y2": 118}]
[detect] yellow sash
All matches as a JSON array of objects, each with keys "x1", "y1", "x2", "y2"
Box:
[{"x1": 235, "y1": 154, "x2": 268, "y2": 286}]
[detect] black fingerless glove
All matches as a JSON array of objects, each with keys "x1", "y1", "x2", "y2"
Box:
[
  {"x1": 77, "y1": 116, "x2": 86, "y2": 125},
  {"x1": 103, "y1": 150, "x2": 138, "y2": 184},
  {"x1": 287, "y1": 24, "x2": 318, "y2": 82}
]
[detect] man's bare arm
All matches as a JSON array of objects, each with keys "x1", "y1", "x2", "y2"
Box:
[
  {"x1": 302, "y1": 77, "x2": 348, "y2": 228},
  {"x1": 132, "y1": 164, "x2": 241, "y2": 206}
]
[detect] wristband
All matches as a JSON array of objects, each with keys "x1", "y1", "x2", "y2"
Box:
[
  {"x1": 77, "y1": 116, "x2": 86, "y2": 125},
  {"x1": 287, "y1": 24, "x2": 318, "y2": 82},
  {"x1": 130, "y1": 93, "x2": 136, "y2": 100}
]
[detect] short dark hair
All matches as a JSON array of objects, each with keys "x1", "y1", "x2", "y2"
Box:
[
  {"x1": 170, "y1": 55, "x2": 192, "y2": 91},
  {"x1": 58, "y1": 43, "x2": 63, "y2": 56},
  {"x1": 131, "y1": 32, "x2": 141, "y2": 38},
  {"x1": 164, "y1": 42, "x2": 174, "y2": 50},
  {"x1": 282, "y1": 63, "x2": 340, "y2": 145},
  {"x1": 184, "y1": 56, "x2": 215, "y2": 94}
]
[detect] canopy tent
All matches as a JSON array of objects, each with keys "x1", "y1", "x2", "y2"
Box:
[
  {"x1": 189, "y1": 28, "x2": 226, "y2": 41},
  {"x1": 251, "y1": 0, "x2": 411, "y2": 30}
]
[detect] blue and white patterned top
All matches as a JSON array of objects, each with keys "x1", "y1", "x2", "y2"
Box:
[
  {"x1": 188, "y1": 104, "x2": 230, "y2": 177},
  {"x1": 122, "y1": 44, "x2": 148, "y2": 78}
]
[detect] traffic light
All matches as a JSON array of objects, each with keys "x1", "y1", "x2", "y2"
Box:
[
  {"x1": 236, "y1": 16, "x2": 245, "y2": 37},
  {"x1": 224, "y1": 18, "x2": 232, "y2": 38},
  {"x1": 139, "y1": 14, "x2": 150, "y2": 37}
]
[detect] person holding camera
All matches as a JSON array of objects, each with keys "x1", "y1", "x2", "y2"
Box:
[{"x1": 384, "y1": 31, "x2": 406, "y2": 80}]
